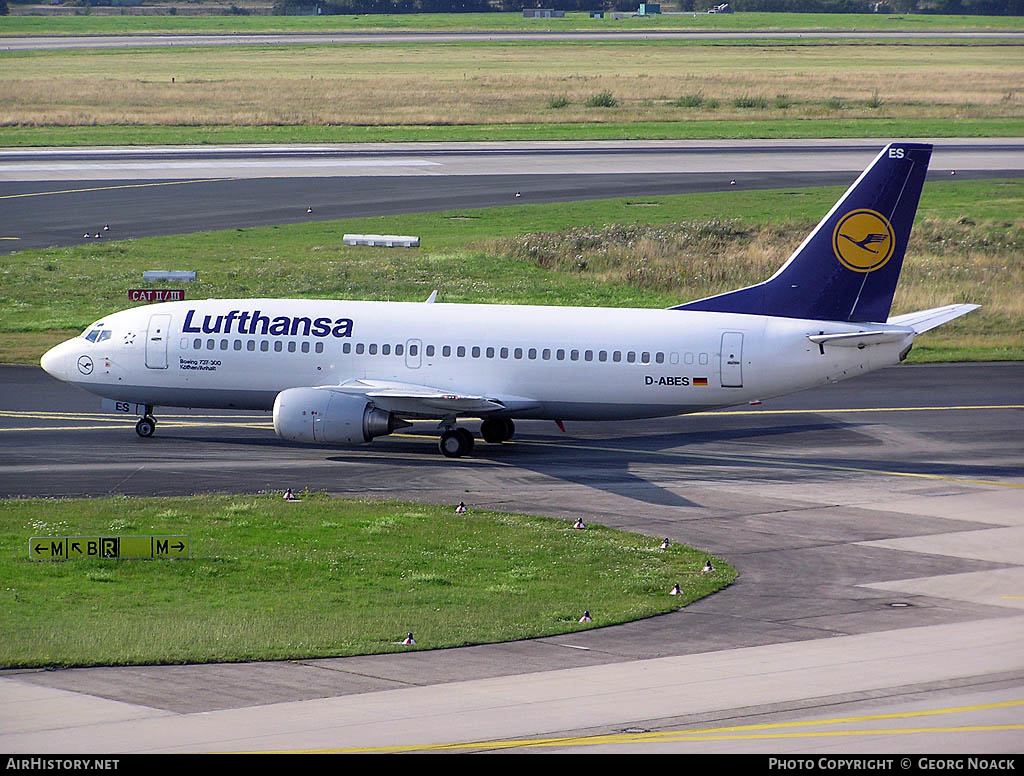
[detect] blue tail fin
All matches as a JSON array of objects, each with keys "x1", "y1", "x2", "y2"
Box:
[{"x1": 673, "y1": 142, "x2": 932, "y2": 323}]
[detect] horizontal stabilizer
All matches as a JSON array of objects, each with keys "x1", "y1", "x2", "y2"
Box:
[
  {"x1": 808, "y1": 330, "x2": 912, "y2": 348},
  {"x1": 887, "y1": 304, "x2": 980, "y2": 334}
]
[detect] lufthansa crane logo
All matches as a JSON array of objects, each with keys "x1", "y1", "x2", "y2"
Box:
[{"x1": 832, "y1": 209, "x2": 895, "y2": 273}]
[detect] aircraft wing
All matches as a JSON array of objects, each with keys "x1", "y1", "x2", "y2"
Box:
[
  {"x1": 886, "y1": 304, "x2": 980, "y2": 334},
  {"x1": 328, "y1": 379, "x2": 538, "y2": 416}
]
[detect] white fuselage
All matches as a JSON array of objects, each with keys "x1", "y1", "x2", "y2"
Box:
[{"x1": 41, "y1": 298, "x2": 914, "y2": 421}]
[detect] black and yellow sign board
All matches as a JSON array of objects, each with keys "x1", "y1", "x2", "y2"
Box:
[{"x1": 29, "y1": 536, "x2": 190, "y2": 561}]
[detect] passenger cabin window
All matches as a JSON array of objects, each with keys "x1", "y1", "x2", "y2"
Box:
[
  {"x1": 382, "y1": 344, "x2": 391, "y2": 356},
  {"x1": 425, "y1": 345, "x2": 434, "y2": 357}
]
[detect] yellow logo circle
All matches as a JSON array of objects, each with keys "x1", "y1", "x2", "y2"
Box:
[{"x1": 832, "y1": 209, "x2": 895, "y2": 273}]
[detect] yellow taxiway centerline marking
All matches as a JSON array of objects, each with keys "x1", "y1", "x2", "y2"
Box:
[
  {"x1": 2, "y1": 404, "x2": 1021, "y2": 426},
  {"x1": 3, "y1": 406, "x2": 1021, "y2": 487},
  {"x1": 0, "y1": 411, "x2": 269, "y2": 420},
  {"x1": 271, "y1": 699, "x2": 1024, "y2": 753},
  {"x1": 0, "y1": 178, "x2": 236, "y2": 201},
  {"x1": 0, "y1": 423, "x2": 272, "y2": 433},
  {"x1": 508, "y1": 437, "x2": 1024, "y2": 489},
  {"x1": 697, "y1": 404, "x2": 1024, "y2": 416}
]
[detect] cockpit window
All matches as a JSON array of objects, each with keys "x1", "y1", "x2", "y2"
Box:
[{"x1": 83, "y1": 325, "x2": 111, "y2": 343}]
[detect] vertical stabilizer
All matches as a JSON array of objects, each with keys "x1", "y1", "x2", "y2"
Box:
[{"x1": 673, "y1": 142, "x2": 932, "y2": 323}]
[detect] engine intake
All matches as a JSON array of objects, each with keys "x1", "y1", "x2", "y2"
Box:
[{"x1": 273, "y1": 387, "x2": 408, "y2": 445}]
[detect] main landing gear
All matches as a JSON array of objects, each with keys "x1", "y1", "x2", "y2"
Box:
[
  {"x1": 480, "y1": 417, "x2": 515, "y2": 444},
  {"x1": 439, "y1": 427, "x2": 474, "y2": 458},
  {"x1": 135, "y1": 406, "x2": 157, "y2": 438},
  {"x1": 438, "y1": 418, "x2": 516, "y2": 458}
]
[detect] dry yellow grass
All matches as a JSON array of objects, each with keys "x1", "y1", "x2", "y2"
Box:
[
  {"x1": 2, "y1": 42, "x2": 1022, "y2": 126},
  {"x1": 486, "y1": 218, "x2": 1024, "y2": 350}
]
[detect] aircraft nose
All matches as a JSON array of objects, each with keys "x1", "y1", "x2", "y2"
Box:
[{"x1": 40, "y1": 341, "x2": 69, "y2": 381}]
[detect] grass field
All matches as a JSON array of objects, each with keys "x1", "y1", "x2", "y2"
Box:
[
  {"x1": 2, "y1": 40, "x2": 1021, "y2": 141},
  {"x1": 2, "y1": 12, "x2": 1023, "y2": 36},
  {"x1": 2, "y1": 178, "x2": 1021, "y2": 365},
  {"x1": 0, "y1": 493, "x2": 734, "y2": 667}
]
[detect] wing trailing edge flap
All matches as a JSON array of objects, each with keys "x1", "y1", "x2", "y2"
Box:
[{"x1": 327, "y1": 379, "x2": 539, "y2": 415}]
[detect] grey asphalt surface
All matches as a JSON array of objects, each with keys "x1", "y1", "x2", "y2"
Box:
[
  {"x1": 2, "y1": 138, "x2": 1021, "y2": 251},
  {"x1": 2, "y1": 362, "x2": 1022, "y2": 719},
  {"x1": 5, "y1": 30, "x2": 1024, "y2": 51},
  {"x1": 0, "y1": 171, "x2": 883, "y2": 251}
]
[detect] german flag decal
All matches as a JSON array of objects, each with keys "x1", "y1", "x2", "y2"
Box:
[{"x1": 693, "y1": 377, "x2": 709, "y2": 386}]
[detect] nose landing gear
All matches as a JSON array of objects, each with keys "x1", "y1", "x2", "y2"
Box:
[{"x1": 134, "y1": 406, "x2": 157, "y2": 437}]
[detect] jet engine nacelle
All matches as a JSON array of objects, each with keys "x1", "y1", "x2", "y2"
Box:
[{"x1": 273, "y1": 387, "x2": 405, "y2": 445}]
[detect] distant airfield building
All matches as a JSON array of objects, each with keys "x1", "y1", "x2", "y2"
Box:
[{"x1": 523, "y1": 8, "x2": 566, "y2": 16}]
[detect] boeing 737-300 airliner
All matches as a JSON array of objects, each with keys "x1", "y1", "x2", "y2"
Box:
[{"x1": 40, "y1": 142, "x2": 977, "y2": 457}]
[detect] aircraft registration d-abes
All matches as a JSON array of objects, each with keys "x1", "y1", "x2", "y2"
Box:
[{"x1": 41, "y1": 143, "x2": 977, "y2": 457}]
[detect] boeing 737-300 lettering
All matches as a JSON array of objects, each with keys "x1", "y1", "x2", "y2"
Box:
[{"x1": 40, "y1": 143, "x2": 978, "y2": 457}]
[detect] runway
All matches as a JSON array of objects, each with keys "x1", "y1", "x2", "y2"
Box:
[
  {"x1": 1, "y1": 140, "x2": 1023, "y2": 753},
  {"x1": 5, "y1": 29, "x2": 1024, "y2": 52},
  {"x1": 2, "y1": 139, "x2": 1022, "y2": 251},
  {"x1": 2, "y1": 362, "x2": 1023, "y2": 752}
]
